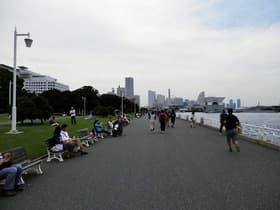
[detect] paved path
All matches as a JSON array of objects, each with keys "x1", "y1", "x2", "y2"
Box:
[{"x1": 1, "y1": 118, "x2": 280, "y2": 210}]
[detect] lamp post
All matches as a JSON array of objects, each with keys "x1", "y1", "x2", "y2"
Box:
[
  {"x1": 82, "y1": 97, "x2": 86, "y2": 116},
  {"x1": 8, "y1": 27, "x2": 33, "y2": 134}
]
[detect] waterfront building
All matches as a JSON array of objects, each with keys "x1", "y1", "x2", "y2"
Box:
[
  {"x1": 173, "y1": 97, "x2": 184, "y2": 106},
  {"x1": 0, "y1": 64, "x2": 69, "y2": 94},
  {"x1": 125, "y1": 77, "x2": 134, "y2": 98},
  {"x1": 148, "y1": 90, "x2": 156, "y2": 108},
  {"x1": 195, "y1": 91, "x2": 225, "y2": 112}
]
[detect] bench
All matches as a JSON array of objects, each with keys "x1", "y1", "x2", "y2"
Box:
[
  {"x1": 0, "y1": 146, "x2": 43, "y2": 185},
  {"x1": 45, "y1": 138, "x2": 64, "y2": 162},
  {"x1": 76, "y1": 128, "x2": 95, "y2": 147}
]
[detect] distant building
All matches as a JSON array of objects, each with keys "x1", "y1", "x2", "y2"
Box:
[
  {"x1": 134, "y1": 95, "x2": 140, "y2": 106},
  {"x1": 0, "y1": 64, "x2": 69, "y2": 94},
  {"x1": 166, "y1": 88, "x2": 172, "y2": 106},
  {"x1": 148, "y1": 90, "x2": 156, "y2": 108},
  {"x1": 157, "y1": 94, "x2": 165, "y2": 107},
  {"x1": 173, "y1": 97, "x2": 184, "y2": 106},
  {"x1": 117, "y1": 86, "x2": 125, "y2": 97},
  {"x1": 195, "y1": 91, "x2": 225, "y2": 112},
  {"x1": 125, "y1": 77, "x2": 134, "y2": 98},
  {"x1": 229, "y1": 99, "x2": 234, "y2": 109},
  {"x1": 237, "y1": 99, "x2": 241, "y2": 109}
]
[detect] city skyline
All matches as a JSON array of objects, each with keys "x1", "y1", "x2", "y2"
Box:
[{"x1": 1, "y1": 0, "x2": 280, "y2": 106}]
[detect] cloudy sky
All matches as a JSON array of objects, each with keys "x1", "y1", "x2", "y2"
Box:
[{"x1": 1, "y1": 0, "x2": 280, "y2": 106}]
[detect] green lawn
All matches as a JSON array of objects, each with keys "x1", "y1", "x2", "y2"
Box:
[
  {"x1": 0, "y1": 116, "x2": 113, "y2": 159},
  {"x1": 0, "y1": 113, "x2": 10, "y2": 122}
]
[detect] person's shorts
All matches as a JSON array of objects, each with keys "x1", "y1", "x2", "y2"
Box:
[{"x1": 226, "y1": 129, "x2": 238, "y2": 142}]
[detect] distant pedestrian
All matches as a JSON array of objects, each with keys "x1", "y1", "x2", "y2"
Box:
[
  {"x1": 224, "y1": 108, "x2": 241, "y2": 152},
  {"x1": 219, "y1": 109, "x2": 227, "y2": 134},
  {"x1": 159, "y1": 110, "x2": 168, "y2": 132},
  {"x1": 190, "y1": 111, "x2": 196, "y2": 128},
  {"x1": 69, "y1": 107, "x2": 76, "y2": 125},
  {"x1": 170, "y1": 109, "x2": 176, "y2": 128},
  {"x1": 149, "y1": 111, "x2": 156, "y2": 131}
]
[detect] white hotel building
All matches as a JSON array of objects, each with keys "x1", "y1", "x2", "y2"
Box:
[{"x1": 1, "y1": 64, "x2": 69, "y2": 94}]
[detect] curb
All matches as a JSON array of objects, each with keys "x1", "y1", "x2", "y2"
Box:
[{"x1": 179, "y1": 118, "x2": 280, "y2": 152}]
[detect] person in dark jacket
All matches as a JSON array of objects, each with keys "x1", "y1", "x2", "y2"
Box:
[
  {"x1": 219, "y1": 109, "x2": 227, "y2": 133},
  {"x1": 224, "y1": 108, "x2": 241, "y2": 152},
  {"x1": 170, "y1": 110, "x2": 176, "y2": 128}
]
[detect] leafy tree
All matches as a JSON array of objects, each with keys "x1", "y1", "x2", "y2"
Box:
[
  {"x1": 32, "y1": 95, "x2": 53, "y2": 124},
  {"x1": 17, "y1": 96, "x2": 37, "y2": 124}
]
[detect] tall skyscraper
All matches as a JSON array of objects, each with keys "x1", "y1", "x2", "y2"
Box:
[
  {"x1": 125, "y1": 77, "x2": 134, "y2": 98},
  {"x1": 148, "y1": 90, "x2": 156, "y2": 108},
  {"x1": 229, "y1": 99, "x2": 233, "y2": 108},
  {"x1": 237, "y1": 99, "x2": 241, "y2": 109},
  {"x1": 157, "y1": 94, "x2": 165, "y2": 107}
]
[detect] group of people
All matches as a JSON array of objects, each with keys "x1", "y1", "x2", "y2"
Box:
[
  {"x1": 52, "y1": 124, "x2": 88, "y2": 158},
  {"x1": 148, "y1": 110, "x2": 176, "y2": 132}
]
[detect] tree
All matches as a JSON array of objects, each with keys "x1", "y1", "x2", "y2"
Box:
[
  {"x1": 32, "y1": 95, "x2": 53, "y2": 124},
  {"x1": 0, "y1": 66, "x2": 26, "y2": 113},
  {"x1": 17, "y1": 96, "x2": 37, "y2": 124}
]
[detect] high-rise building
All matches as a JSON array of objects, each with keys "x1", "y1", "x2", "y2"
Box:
[
  {"x1": 237, "y1": 99, "x2": 241, "y2": 109},
  {"x1": 166, "y1": 88, "x2": 172, "y2": 106},
  {"x1": 125, "y1": 77, "x2": 134, "y2": 98},
  {"x1": 229, "y1": 99, "x2": 233, "y2": 108},
  {"x1": 117, "y1": 86, "x2": 125, "y2": 97},
  {"x1": 148, "y1": 90, "x2": 156, "y2": 108},
  {"x1": 157, "y1": 94, "x2": 165, "y2": 107}
]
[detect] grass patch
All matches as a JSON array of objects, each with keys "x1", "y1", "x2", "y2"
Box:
[
  {"x1": 0, "y1": 113, "x2": 10, "y2": 122},
  {"x1": 0, "y1": 116, "x2": 113, "y2": 159}
]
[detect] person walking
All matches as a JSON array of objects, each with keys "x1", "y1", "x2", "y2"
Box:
[
  {"x1": 190, "y1": 111, "x2": 196, "y2": 128},
  {"x1": 219, "y1": 109, "x2": 227, "y2": 134},
  {"x1": 170, "y1": 109, "x2": 176, "y2": 128},
  {"x1": 69, "y1": 107, "x2": 76, "y2": 125},
  {"x1": 159, "y1": 110, "x2": 168, "y2": 132},
  {"x1": 224, "y1": 108, "x2": 241, "y2": 152},
  {"x1": 149, "y1": 111, "x2": 156, "y2": 131}
]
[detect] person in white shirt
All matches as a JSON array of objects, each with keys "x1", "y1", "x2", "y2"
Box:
[
  {"x1": 60, "y1": 124, "x2": 88, "y2": 155},
  {"x1": 69, "y1": 107, "x2": 76, "y2": 125},
  {"x1": 149, "y1": 111, "x2": 156, "y2": 131}
]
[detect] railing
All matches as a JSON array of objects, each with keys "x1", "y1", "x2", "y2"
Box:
[{"x1": 176, "y1": 113, "x2": 280, "y2": 145}]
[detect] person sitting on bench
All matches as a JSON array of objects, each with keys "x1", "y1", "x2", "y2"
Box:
[
  {"x1": 60, "y1": 124, "x2": 88, "y2": 155},
  {"x1": 0, "y1": 151, "x2": 24, "y2": 196}
]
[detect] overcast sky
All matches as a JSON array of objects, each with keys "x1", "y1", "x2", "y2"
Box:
[{"x1": 1, "y1": 0, "x2": 280, "y2": 106}]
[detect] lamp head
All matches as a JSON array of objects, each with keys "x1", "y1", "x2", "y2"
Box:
[{"x1": 24, "y1": 38, "x2": 33, "y2": 48}]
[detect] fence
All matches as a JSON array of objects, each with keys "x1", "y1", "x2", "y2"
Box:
[{"x1": 176, "y1": 113, "x2": 280, "y2": 145}]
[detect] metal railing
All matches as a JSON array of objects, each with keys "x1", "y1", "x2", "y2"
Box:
[{"x1": 176, "y1": 113, "x2": 280, "y2": 145}]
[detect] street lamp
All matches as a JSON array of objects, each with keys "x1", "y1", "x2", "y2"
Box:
[
  {"x1": 8, "y1": 27, "x2": 33, "y2": 134},
  {"x1": 82, "y1": 97, "x2": 86, "y2": 116}
]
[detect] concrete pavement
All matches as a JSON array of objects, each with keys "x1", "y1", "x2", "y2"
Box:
[{"x1": 0, "y1": 118, "x2": 280, "y2": 210}]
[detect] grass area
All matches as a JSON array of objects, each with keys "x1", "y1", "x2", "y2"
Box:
[
  {"x1": 0, "y1": 116, "x2": 114, "y2": 159},
  {"x1": 0, "y1": 113, "x2": 10, "y2": 122}
]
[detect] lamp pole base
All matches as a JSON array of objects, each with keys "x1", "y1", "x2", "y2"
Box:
[{"x1": 6, "y1": 130, "x2": 23, "y2": 134}]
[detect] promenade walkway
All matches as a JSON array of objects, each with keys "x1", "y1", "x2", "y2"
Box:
[{"x1": 1, "y1": 118, "x2": 280, "y2": 210}]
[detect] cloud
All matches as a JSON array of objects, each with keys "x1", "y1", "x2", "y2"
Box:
[{"x1": 0, "y1": 0, "x2": 279, "y2": 106}]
